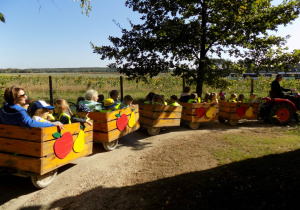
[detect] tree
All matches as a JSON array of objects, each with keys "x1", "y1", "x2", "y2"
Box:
[
  {"x1": 0, "y1": 13, "x2": 5, "y2": 23},
  {"x1": 92, "y1": 0, "x2": 300, "y2": 97}
]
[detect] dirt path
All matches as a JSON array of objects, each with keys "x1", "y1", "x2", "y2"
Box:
[{"x1": 0, "y1": 121, "x2": 295, "y2": 210}]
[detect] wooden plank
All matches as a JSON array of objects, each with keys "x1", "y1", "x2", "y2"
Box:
[
  {"x1": 0, "y1": 124, "x2": 42, "y2": 142},
  {"x1": 179, "y1": 102, "x2": 207, "y2": 109},
  {"x1": 139, "y1": 103, "x2": 182, "y2": 112},
  {"x1": 0, "y1": 152, "x2": 41, "y2": 174},
  {"x1": 41, "y1": 141, "x2": 93, "y2": 175},
  {"x1": 218, "y1": 111, "x2": 258, "y2": 120},
  {"x1": 93, "y1": 112, "x2": 139, "y2": 132},
  {"x1": 140, "y1": 109, "x2": 182, "y2": 120},
  {"x1": 0, "y1": 137, "x2": 42, "y2": 157},
  {"x1": 0, "y1": 123, "x2": 82, "y2": 143},
  {"x1": 139, "y1": 117, "x2": 181, "y2": 127},
  {"x1": 93, "y1": 122, "x2": 140, "y2": 142},
  {"x1": 181, "y1": 114, "x2": 218, "y2": 123},
  {"x1": 89, "y1": 105, "x2": 139, "y2": 122},
  {"x1": 182, "y1": 104, "x2": 219, "y2": 115},
  {"x1": 219, "y1": 102, "x2": 259, "y2": 109},
  {"x1": 0, "y1": 130, "x2": 93, "y2": 158}
]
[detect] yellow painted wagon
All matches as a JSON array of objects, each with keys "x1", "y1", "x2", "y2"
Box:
[
  {"x1": 88, "y1": 104, "x2": 140, "y2": 151},
  {"x1": 180, "y1": 102, "x2": 219, "y2": 129},
  {"x1": 218, "y1": 101, "x2": 259, "y2": 126},
  {"x1": 0, "y1": 122, "x2": 93, "y2": 188},
  {"x1": 139, "y1": 103, "x2": 182, "y2": 135}
]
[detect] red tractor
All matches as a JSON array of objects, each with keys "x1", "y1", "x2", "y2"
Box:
[{"x1": 259, "y1": 91, "x2": 300, "y2": 125}]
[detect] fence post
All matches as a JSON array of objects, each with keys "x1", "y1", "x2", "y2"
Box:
[
  {"x1": 49, "y1": 76, "x2": 53, "y2": 106},
  {"x1": 251, "y1": 78, "x2": 254, "y2": 93},
  {"x1": 120, "y1": 76, "x2": 124, "y2": 101}
]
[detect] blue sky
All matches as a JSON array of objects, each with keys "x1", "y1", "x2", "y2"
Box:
[{"x1": 0, "y1": 0, "x2": 300, "y2": 69}]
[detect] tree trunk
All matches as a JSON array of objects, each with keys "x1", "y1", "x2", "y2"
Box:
[{"x1": 196, "y1": 0, "x2": 207, "y2": 99}]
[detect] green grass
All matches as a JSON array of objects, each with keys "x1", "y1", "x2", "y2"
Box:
[{"x1": 211, "y1": 128, "x2": 300, "y2": 165}]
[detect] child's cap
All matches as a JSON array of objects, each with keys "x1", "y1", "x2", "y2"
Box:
[
  {"x1": 76, "y1": 104, "x2": 92, "y2": 112},
  {"x1": 31, "y1": 100, "x2": 55, "y2": 114},
  {"x1": 104, "y1": 98, "x2": 116, "y2": 108}
]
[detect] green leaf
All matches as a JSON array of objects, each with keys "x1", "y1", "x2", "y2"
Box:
[{"x1": 53, "y1": 132, "x2": 62, "y2": 139}]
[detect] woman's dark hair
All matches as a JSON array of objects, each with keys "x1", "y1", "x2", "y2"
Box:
[{"x1": 4, "y1": 86, "x2": 24, "y2": 104}]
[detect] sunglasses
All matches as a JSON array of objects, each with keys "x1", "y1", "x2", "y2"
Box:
[{"x1": 18, "y1": 93, "x2": 26, "y2": 98}]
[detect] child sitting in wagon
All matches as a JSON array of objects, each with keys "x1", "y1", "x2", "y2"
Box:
[
  {"x1": 228, "y1": 93, "x2": 237, "y2": 102},
  {"x1": 53, "y1": 99, "x2": 75, "y2": 124},
  {"x1": 187, "y1": 93, "x2": 198, "y2": 103},
  {"x1": 170, "y1": 95, "x2": 180, "y2": 106},
  {"x1": 119, "y1": 95, "x2": 134, "y2": 109},
  {"x1": 110, "y1": 90, "x2": 121, "y2": 108},
  {"x1": 203, "y1": 92, "x2": 210, "y2": 103},
  {"x1": 208, "y1": 92, "x2": 218, "y2": 104},
  {"x1": 144, "y1": 92, "x2": 155, "y2": 104},
  {"x1": 161, "y1": 95, "x2": 168, "y2": 105},
  {"x1": 71, "y1": 104, "x2": 92, "y2": 126},
  {"x1": 31, "y1": 100, "x2": 63, "y2": 127},
  {"x1": 238, "y1": 94, "x2": 246, "y2": 103},
  {"x1": 153, "y1": 94, "x2": 163, "y2": 105},
  {"x1": 100, "y1": 98, "x2": 117, "y2": 113},
  {"x1": 247, "y1": 93, "x2": 258, "y2": 103}
]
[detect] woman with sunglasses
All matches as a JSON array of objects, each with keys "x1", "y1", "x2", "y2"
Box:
[{"x1": 0, "y1": 86, "x2": 64, "y2": 129}]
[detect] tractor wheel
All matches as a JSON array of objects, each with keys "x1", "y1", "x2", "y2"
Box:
[{"x1": 269, "y1": 103, "x2": 293, "y2": 125}]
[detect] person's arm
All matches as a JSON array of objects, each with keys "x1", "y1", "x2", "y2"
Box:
[
  {"x1": 280, "y1": 86, "x2": 291, "y2": 92},
  {"x1": 71, "y1": 115, "x2": 87, "y2": 123}
]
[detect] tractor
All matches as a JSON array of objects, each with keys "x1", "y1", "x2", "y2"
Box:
[{"x1": 259, "y1": 91, "x2": 300, "y2": 125}]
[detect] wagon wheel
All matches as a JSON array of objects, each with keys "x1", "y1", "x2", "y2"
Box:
[
  {"x1": 269, "y1": 103, "x2": 293, "y2": 125},
  {"x1": 147, "y1": 127, "x2": 161, "y2": 136},
  {"x1": 31, "y1": 169, "x2": 57, "y2": 189},
  {"x1": 218, "y1": 116, "x2": 226, "y2": 123},
  {"x1": 228, "y1": 119, "x2": 239, "y2": 126},
  {"x1": 188, "y1": 122, "x2": 200, "y2": 130},
  {"x1": 103, "y1": 140, "x2": 119, "y2": 151}
]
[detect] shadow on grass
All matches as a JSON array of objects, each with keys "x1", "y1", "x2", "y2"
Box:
[{"x1": 22, "y1": 149, "x2": 300, "y2": 210}]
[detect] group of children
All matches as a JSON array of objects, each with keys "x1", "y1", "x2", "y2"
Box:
[
  {"x1": 144, "y1": 86, "x2": 258, "y2": 107},
  {"x1": 29, "y1": 86, "x2": 258, "y2": 127},
  {"x1": 29, "y1": 89, "x2": 134, "y2": 126}
]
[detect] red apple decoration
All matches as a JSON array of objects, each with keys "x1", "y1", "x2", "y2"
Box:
[
  {"x1": 116, "y1": 112, "x2": 128, "y2": 131},
  {"x1": 236, "y1": 106, "x2": 246, "y2": 117},
  {"x1": 54, "y1": 132, "x2": 74, "y2": 159},
  {"x1": 196, "y1": 107, "x2": 206, "y2": 118}
]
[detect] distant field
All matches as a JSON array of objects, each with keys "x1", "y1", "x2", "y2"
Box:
[
  {"x1": 0, "y1": 74, "x2": 299, "y2": 104},
  {"x1": 0, "y1": 72, "x2": 123, "y2": 77}
]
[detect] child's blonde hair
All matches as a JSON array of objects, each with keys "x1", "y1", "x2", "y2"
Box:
[
  {"x1": 54, "y1": 99, "x2": 72, "y2": 114},
  {"x1": 231, "y1": 93, "x2": 237, "y2": 99}
]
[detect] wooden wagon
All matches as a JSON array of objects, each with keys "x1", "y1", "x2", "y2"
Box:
[
  {"x1": 139, "y1": 103, "x2": 182, "y2": 135},
  {"x1": 180, "y1": 102, "x2": 219, "y2": 129},
  {"x1": 0, "y1": 122, "x2": 93, "y2": 188},
  {"x1": 88, "y1": 104, "x2": 140, "y2": 151},
  {"x1": 218, "y1": 101, "x2": 259, "y2": 126}
]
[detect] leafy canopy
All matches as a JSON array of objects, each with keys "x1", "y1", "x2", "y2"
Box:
[{"x1": 92, "y1": 0, "x2": 300, "y2": 95}]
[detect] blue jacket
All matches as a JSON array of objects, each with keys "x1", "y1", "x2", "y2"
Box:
[{"x1": 0, "y1": 103, "x2": 54, "y2": 128}]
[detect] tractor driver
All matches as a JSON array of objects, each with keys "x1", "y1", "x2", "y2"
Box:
[{"x1": 270, "y1": 74, "x2": 296, "y2": 98}]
